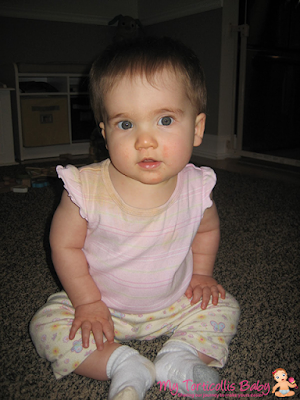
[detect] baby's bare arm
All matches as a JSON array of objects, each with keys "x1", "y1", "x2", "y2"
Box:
[
  {"x1": 272, "y1": 383, "x2": 279, "y2": 392},
  {"x1": 50, "y1": 190, "x2": 114, "y2": 349},
  {"x1": 185, "y1": 201, "x2": 225, "y2": 309}
]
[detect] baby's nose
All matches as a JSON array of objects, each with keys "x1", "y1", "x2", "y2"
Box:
[{"x1": 135, "y1": 132, "x2": 158, "y2": 150}]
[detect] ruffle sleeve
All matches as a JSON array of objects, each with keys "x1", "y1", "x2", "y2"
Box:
[
  {"x1": 56, "y1": 165, "x2": 88, "y2": 220},
  {"x1": 201, "y1": 166, "x2": 217, "y2": 212}
]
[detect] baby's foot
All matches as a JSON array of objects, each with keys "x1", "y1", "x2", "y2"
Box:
[
  {"x1": 107, "y1": 346, "x2": 155, "y2": 400},
  {"x1": 111, "y1": 386, "x2": 139, "y2": 400},
  {"x1": 193, "y1": 363, "x2": 220, "y2": 397},
  {"x1": 155, "y1": 341, "x2": 220, "y2": 398}
]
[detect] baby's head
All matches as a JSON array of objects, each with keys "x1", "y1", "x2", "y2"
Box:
[
  {"x1": 89, "y1": 36, "x2": 207, "y2": 124},
  {"x1": 273, "y1": 368, "x2": 288, "y2": 382}
]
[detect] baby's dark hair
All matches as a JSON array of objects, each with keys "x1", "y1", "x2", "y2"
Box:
[{"x1": 89, "y1": 36, "x2": 207, "y2": 123}]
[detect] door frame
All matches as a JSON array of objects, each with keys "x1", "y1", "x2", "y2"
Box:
[{"x1": 234, "y1": 0, "x2": 300, "y2": 167}]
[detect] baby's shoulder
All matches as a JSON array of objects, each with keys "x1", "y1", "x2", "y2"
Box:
[
  {"x1": 183, "y1": 163, "x2": 216, "y2": 183},
  {"x1": 76, "y1": 159, "x2": 109, "y2": 181},
  {"x1": 79, "y1": 159, "x2": 108, "y2": 174}
]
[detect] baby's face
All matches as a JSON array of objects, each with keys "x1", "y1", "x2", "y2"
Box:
[
  {"x1": 274, "y1": 370, "x2": 287, "y2": 382},
  {"x1": 100, "y1": 68, "x2": 205, "y2": 188}
]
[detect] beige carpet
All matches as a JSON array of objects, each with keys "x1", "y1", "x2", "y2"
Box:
[{"x1": 1, "y1": 161, "x2": 299, "y2": 399}]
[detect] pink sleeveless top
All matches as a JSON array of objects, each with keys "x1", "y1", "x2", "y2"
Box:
[{"x1": 57, "y1": 159, "x2": 216, "y2": 313}]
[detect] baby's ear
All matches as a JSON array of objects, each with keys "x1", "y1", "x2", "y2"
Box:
[
  {"x1": 194, "y1": 113, "x2": 206, "y2": 147},
  {"x1": 99, "y1": 122, "x2": 106, "y2": 140},
  {"x1": 99, "y1": 122, "x2": 108, "y2": 149}
]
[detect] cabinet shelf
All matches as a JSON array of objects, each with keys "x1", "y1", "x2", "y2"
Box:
[{"x1": 0, "y1": 63, "x2": 96, "y2": 161}]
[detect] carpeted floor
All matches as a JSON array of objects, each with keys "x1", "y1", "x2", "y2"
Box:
[{"x1": 0, "y1": 159, "x2": 299, "y2": 399}]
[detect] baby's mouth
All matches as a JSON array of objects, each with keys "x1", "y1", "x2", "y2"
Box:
[{"x1": 138, "y1": 159, "x2": 161, "y2": 169}]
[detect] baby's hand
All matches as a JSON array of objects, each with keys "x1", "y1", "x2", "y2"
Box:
[
  {"x1": 185, "y1": 274, "x2": 226, "y2": 310},
  {"x1": 69, "y1": 299, "x2": 114, "y2": 350}
]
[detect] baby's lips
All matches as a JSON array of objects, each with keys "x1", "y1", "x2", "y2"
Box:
[{"x1": 141, "y1": 158, "x2": 157, "y2": 162}]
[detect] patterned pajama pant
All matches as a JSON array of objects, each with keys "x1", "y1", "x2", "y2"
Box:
[{"x1": 30, "y1": 291, "x2": 240, "y2": 379}]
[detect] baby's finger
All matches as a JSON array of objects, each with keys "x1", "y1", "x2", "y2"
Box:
[
  {"x1": 69, "y1": 318, "x2": 82, "y2": 340},
  {"x1": 190, "y1": 286, "x2": 203, "y2": 305},
  {"x1": 102, "y1": 319, "x2": 115, "y2": 343},
  {"x1": 185, "y1": 285, "x2": 193, "y2": 299},
  {"x1": 200, "y1": 287, "x2": 212, "y2": 309},
  {"x1": 91, "y1": 321, "x2": 104, "y2": 350},
  {"x1": 81, "y1": 320, "x2": 92, "y2": 348},
  {"x1": 217, "y1": 284, "x2": 226, "y2": 299},
  {"x1": 211, "y1": 286, "x2": 221, "y2": 306}
]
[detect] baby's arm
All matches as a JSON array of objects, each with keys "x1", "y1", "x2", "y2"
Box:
[
  {"x1": 272, "y1": 383, "x2": 280, "y2": 393},
  {"x1": 185, "y1": 199, "x2": 225, "y2": 309},
  {"x1": 50, "y1": 190, "x2": 114, "y2": 349}
]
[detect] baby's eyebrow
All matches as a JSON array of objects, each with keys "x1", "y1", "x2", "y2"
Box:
[
  {"x1": 107, "y1": 113, "x2": 130, "y2": 123},
  {"x1": 152, "y1": 108, "x2": 184, "y2": 116},
  {"x1": 107, "y1": 108, "x2": 184, "y2": 123}
]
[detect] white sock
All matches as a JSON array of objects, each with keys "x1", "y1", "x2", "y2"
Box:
[
  {"x1": 106, "y1": 345, "x2": 155, "y2": 400},
  {"x1": 154, "y1": 341, "x2": 220, "y2": 397}
]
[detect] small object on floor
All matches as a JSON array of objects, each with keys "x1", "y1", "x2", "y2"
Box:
[
  {"x1": 3, "y1": 176, "x2": 16, "y2": 186},
  {"x1": 1, "y1": 175, "x2": 30, "y2": 193},
  {"x1": 26, "y1": 166, "x2": 57, "y2": 178},
  {"x1": 17, "y1": 174, "x2": 31, "y2": 187},
  {"x1": 12, "y1": 185, "x2": 28, "y2": 193},
  {"x1": 31, "y1": 178, "x2": 50, "y2": 188}
]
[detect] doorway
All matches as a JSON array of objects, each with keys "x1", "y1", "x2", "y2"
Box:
[{"x1": 235, "y1": 0, "x2": 300, "y2": 167}]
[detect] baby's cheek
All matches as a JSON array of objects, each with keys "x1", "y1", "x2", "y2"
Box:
[
  {"x1": 114, "y1": 143, "x2": 130, "y2": 160},
  {"x1": 163, "y1": 143, "x2": 181, "y2": 159},
  {"x1": 163, "y1": 142, "x2": 190, "y2": 165},
  {"x1": 162, "y1": 145, "x2": 170, "y2": 159}
]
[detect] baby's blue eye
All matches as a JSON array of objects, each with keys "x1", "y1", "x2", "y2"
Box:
[
  {"x1": 159, "y1": 116, "x2": 173, "y2": 126},
  {"x1": 118, "y1": 121, "x2": 133, "y2": 130}
]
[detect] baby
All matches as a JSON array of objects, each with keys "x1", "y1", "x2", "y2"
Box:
[
  {"x1": 30, "y1": 37, "x2": 240, "y2": 400},
  {"x1": 272, "y1": 369, "x2": 297, "y2": 397}
]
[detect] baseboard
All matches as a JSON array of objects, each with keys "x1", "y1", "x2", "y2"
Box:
[{"x1": 192, "y1": 134, "x2": 230, "y2": 160}]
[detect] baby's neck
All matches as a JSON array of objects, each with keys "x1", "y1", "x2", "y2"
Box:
[
  {"x1": 120, "y1": 180, "x2": 177, "y2": 209},
  {"x1": 108, "y1": 163, "x2": 178, "y2": 209}
]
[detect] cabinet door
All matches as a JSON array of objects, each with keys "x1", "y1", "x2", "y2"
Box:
[
  {"x1": 70, "y1": 95, "x2": 96, "y2": 142},
  {"x1": 21, "y1": 96, "x2": 70, "y2": 147}
]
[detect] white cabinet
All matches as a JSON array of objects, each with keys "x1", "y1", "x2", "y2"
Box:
[{"x1": 9, "y1": 63, "x2": 95, "y2": 161}]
